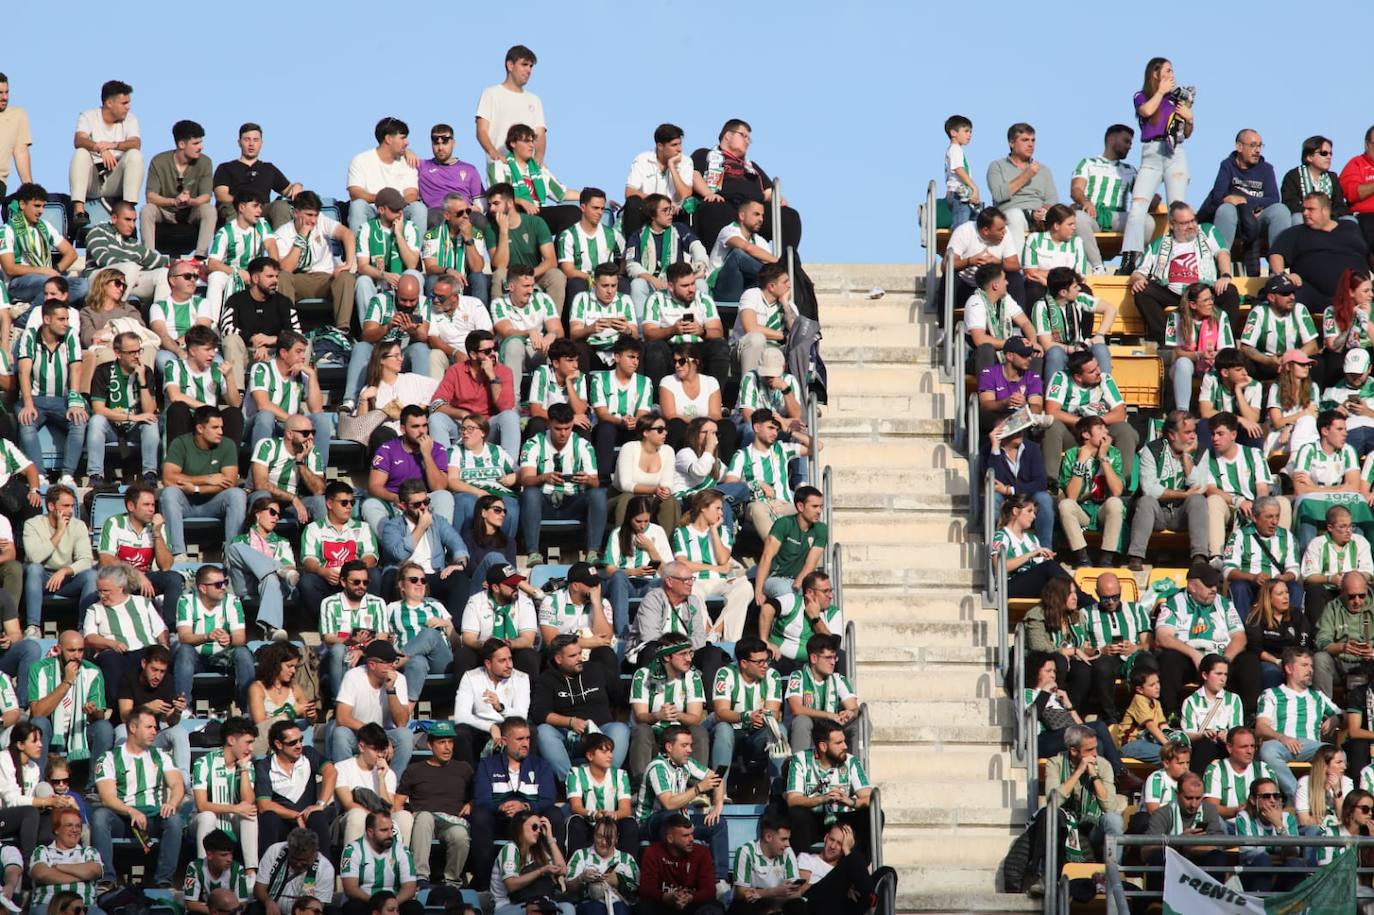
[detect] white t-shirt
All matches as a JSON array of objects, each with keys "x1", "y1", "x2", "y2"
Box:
[
  {"x1": 75, "y1": 109, "x2": 140, "y2": 165},
  {"x1": 798, "y1": 852, "x2": 833, "y2": 881},
  {"x1": 963, "y1": 292, "x2": 1024, "y2": 333},
  {"x1": 659, "y1": 374, "x2": 720, "y2": 420},
  {"x1": 335, "y1": 666, "x2": 410, "y2": 727},
  {"x1": 334, "y1": 756, "x2": 398, "y2": 795},
  {"x1": 948, "y1": 222, "x2": 1019, "y2": 284},
  {"x1": 945, "y1": 142, "x2": 970, "y2": 195},
  {"x1": 731, "y1": 287, "x2": 784, "y2": 343},
  {"x1": 1295, "y1": 774, "x2": 1354, "y2": 815},
  {"x1": 346, "y1": 149, "x2": 419, "y2": 195},
  {"x1": 710, "y1": 224, "x2": 768, "y2": 271},
  {"x1": 429, "y1": 298, "x2": 494, "y2": 351},
  {"x1": 475, "y1": 85, "x2": 546, "y2": 158},
  {"x1": 625, "y1": 151, "x2": 694, "y2": 203},
  {"x1": 0, "y1": 516, "x2": 11, "y2": 545},
  {"x1": 273, "y1": 215, "x2": 342, "y2": 275}
]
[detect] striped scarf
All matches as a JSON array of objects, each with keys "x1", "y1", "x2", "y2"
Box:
[
  {"x1": 507, "y1": 155, "x2": 550, "y2": 204},
  {"x1": 638, "y1": 225, "x2": 680, "y2": 277},
  {"x1": 1298, "y1": 166, "x2": 1334, "y2": 198}
]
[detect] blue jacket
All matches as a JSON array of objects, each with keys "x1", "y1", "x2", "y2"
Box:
[
  {"x1": 990, "y1": 440, "x2": 1048, "y2": 496},
  {"x1": 472, "y1": 750, "x2": 559, "y2": 814},
  {"x1": 1201, "y1": 153, "x2": 1280, "y2": 216},
  {"x1": 379, "y1": 512, "x2": 469, "y2": 567}
]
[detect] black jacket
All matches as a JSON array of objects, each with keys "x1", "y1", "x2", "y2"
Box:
[{"x1": 530, "y1": 664, "x2": 616, "y2": 727}]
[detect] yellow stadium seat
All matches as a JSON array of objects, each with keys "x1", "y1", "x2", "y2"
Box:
[
  {"x1": 1105, "y1": 345, "x2": 1163, "y2": 409},
  {"x1": 1146, "y1": 568, "x2": 1188, "y2": 593}
]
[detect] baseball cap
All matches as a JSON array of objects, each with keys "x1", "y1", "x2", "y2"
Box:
[
  {"x1": 374, "y1": 187, "x2": 406, "y2": 211},
  {"x1": 1002, "y1": 337, "x2": 1034, "y2": 358},
  {"x1": 363, "y1": 640, "x2": 399, "y2": 663},
  {"x1": 1346, "y1": 349, "x2": 1371, "y2": 374},
  {"x1": 758, "y1": 347, "x2": 787, "y2": 377},
  {"x1": 567, "y1": 562, "x2": 600, "y2": 587},
  {"x1": 1279, "y1": 349, "x2": 1314, "y2": 367},
  {"x1": 1262, "y1": 274, "x2": 1297, "y2": 297},
  {"x1": 485, "y1": 563, "x2": 526, "y2": 588},
  {"x1": 428, "y1": 721, "x2": 458, "y2": 739},
  {"x1": 1186, "y1": 561, "x2": 1221, "y2": 588}
]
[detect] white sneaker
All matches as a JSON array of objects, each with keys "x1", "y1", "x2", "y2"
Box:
[
  {"x1": 716, "y1": 880, "x2": 732, "y2": 900},
  {"x1": 57, "y1": 474, "x2": 78, "y2": 490},
  {"x1": 281, "y1": 568, "x2": 301, "y2": 588},
  {"x1": 172, "y1": 553, "x2": 192, "y2": 567},
  {"x1": 0, "y1": 893, "x2": 22, "y2": 913},
  {"x1": 23, "y1": 626, "x2": 40, "y2": 640}
]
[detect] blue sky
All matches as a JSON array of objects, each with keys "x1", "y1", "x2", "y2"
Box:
[{"x1": 2, "y1": 1, "x2": 1367, "y2": 265}]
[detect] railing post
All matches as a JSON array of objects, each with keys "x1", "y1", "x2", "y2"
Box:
[
  {"x1": 844, "y1": 618, "x2": 857, "y2": 686},
  {"x1": 822, "y1": 465, "x2": 834, "y2": 538},
  {"x1": 920, "y1": 180, "x2": 936, "y2": 295},
  {"x1": 997, "y1": 556, "x2": 1009, "y2": 675},
  {"x1": 869, "y1": 786, "x2": 883, "y2": 870},
  {"x1": 1043, "y1": 791, "x2": 1061, "y2": 915},
  {"x1": 941, "y1": 252, "x2": 956, "y2": 379},
  {"x1": 771, "y1": 180, "x2": 783, "y2": 259}
]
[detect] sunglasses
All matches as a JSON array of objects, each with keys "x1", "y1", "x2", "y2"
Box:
[
  {"x1": 281, "y1": 736, "x2": 304, "y2": 746},
  {"x1": 486, "y1": 506, "x2": 507, "y2": 514},
  {"x1": 431, "y1": 135, "x2": 453, "y2": 143},
  {"x1": 1348, "y1": 593, "x2": 1369, "y2": 601},
  {"x1": 171, "y1": 271, "x2": 198, "y2": 280},
  {"x1": 117, "y1": 348, "x2": 142, "y2": 355},
  {"x1": 263, "y1": 507, "x2": 280, "y2": 517},
  {"x1": 1361, "y1": 805, "x2": 1374, "y2": 813},
  {"x1": 50, "y1": 777, "x2": 70, "y2": 785},
  {"x1": 647, "y1": 425, "x2": 667, "y2": 433},
  {"x1": 335, "y1": 498, "x2": 355, "y2": 506},
  {"x1": 408, "y1": 499, "x2": 431, "y2": 509},
  {"x1": 673, "y1": 357, "x2": 691, "y2": 365},
  {"x1": 1098, "y1": 595, "x2": 1121, "y2": 604},
  {"x1": 345, "y1": 578, "x2": 369, "y2": 586},
  {"x1": 205, "y1": 579, "x2": 228, "y2": 589},
  {"x1": 1257, "y1": 792, "x2": 1282, "y2": 799},
  {"x1": 476, "y1": 347, "x2": 498, "y2": 355},
  {"x1": 404, "y1": 575, "x2": 426, "y2": 584},
  {"x1": 111, "y1": 278, "x2": 127, "y2": 288}
]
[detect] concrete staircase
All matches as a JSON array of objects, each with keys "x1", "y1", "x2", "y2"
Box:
[{"x1": 810, "y1": 264, "x2": 1037, "y2": 914}]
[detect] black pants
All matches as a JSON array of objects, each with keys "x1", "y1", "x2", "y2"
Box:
[
  {"x1": 1158, "y1": 647, "x2": 1262, "y2": 717},
  {"x1": 469, "y1": 805, "x2": 566, "y2": 890},
  {"x1": 257, "y1": 804, "x2": 333, "y2": 859},
  {"x1": 1006, "y1": 561, "x2": 1076, "y2": 601},
  {"x1": 667, "y1": 417, "x2": 739, "y2": 463},
  {"x1": 1346, "y1": 736, "x2": 1374, "y2": 781},
  {"x1": 1089, "y1": 654, "x2": 1128, "y2": 722},
  {"x1": 1188, "y1": 736, "x2": 1227, "y2": 776},
  {"x1": 786, "y1": 808, "x2": 874, "y2": 860},
  {"x1": 540, "y1": 205, "x2": 582, "y2": 239},
  {"x1": 644, "y1": 338, "x2": 730, "y2": 388},
  {"x1": 1049, "y1": 654, "x2": 1092, "y2": 715},
  {"x1": 803, "y1": 854, "x2": 885, "y2": 915},
  {"x1": 1132, "y1": 282, "x2": 1242, "y2": 344},
  {"x1": 0, "y1": 806, "x2": 38, "y2": 863},
  {"x1": 565, "y1": 813, "x2": 640, "y2": 856},
  {"x1": 593, "y1": 422, "x2": 637, "y2": 485},
  {"x1": 729, "y1": 899, "x2": 806, "y2": 915},
  {"x1": 693, "y1": 644, "x2": 730, "y2": 692},
  {"x1": 641, "y1": 902, "x2": 724, "y2": 915},
  {"x1": 933, "y1": 271, "x2": 1027, "y2": 330},
  {"x1": 164, "y1": 402, "x2": 245, "y2": 445}
]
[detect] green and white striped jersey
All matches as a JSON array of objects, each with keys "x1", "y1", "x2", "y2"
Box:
[
  {"x1": 164, "y1": 357, "x2": 231, "y2": 406},
  {"x1": 569, "y1": 291, "x2": 636, "y2": 348},
  {"x1": 16, "y1": 326, "x2": 83, "y2": 400},
  {"x1": 1241, "y1": 303, "x2": 1319, "y2": 355},
  {"x1": 1265, "y1": 379, "x2": 1321, "y2": 416},
  {"x1": 209, "y1": 220, "x2": 269, "y2": 296},
  {"x1": 250, "y1": 438, "x2": 323, "y2": 495},
  {"x1": 725, "y1": 441, "x2": 803, "y2": 502},
  {"x1": 422, "y1": 222, "x2": 488, "y2": 271},
  {"x1": 629, "y1": 667, "x2": 706, "y2": 730},
  {"x1": 1030, "y1": 295, "x2": 1096, "y2": 346},
  {"x1": 1234, "y1": 808, "x2": 1299, "y2": 844},
  {"x1": 183, "y1": 857, "x2": 251, "y2": 906},
  {"x1": 525, "y1": 365, "x2": 587, "y2": 410},
  {"x1": 733, "y1": 839, "x2": 800, "y2": 889},
  {"x1": 1142, "y1": 769, "x2": 1177, "y2": 808},
  {"x1": 1180, "y1": 688, "x2": 1245, "y2": 734},
  {"x1": 1293, "y1": 441, "x2": 1358, "y2": 487},
  {"x1": 489, "y1": 156, "x2": 566, "y2": 206},
  {"x1": 149, "y1": 294, "x2": 212, "y2": 340},
  {"x1": 302, "y1": 518, "x2": 378, "y2": 569},
  {"x1": 191, "y1": 749, "x2": 253, "y2": 836},
  {"x1": 362, "y1": 290, "x2": 433, "y2": 344},
  {"x1": 1021, "y1": 232, "x2": 1089, "y2": 272},
  {"x1": 388, "y1": 597, "x2": 451, "y2": 648},
  {"x1": 1044, "y1": 370, "x2": 1123, "y2": 417},
  {"x1": 29, "y1": 842, "x2": 102, "y2": 908},
  {"x1": 566, "y1": 764, "x2": 632, "y2": 814},
  {"x1": 1223, "y1": 524, "x2": 1299, "y2": 578},
  {"x1": 319, "y1": 592, "x2": 390, "y2": 638},
  {"x1": 1189, "y1": 446, "x2": 1272, "y2": 500},
  {"x1": 557, "y1": 222, "x2": 624, "y2": 272},
  {"x1": 355, "y1": 218, "x2": 421, "y2": 274},
  {"x1": 98, "y1": 513, "x2": 155, "y2": 569},
  {"x1": 27, "y1": 658, "x2": 105, "y2": 761},
  {"x1": 671, "y1": 523, "x2": 735, "y2": 581},
  {"x1": 450, "y1": 442, "x2": 516, "y2": 495},
  {"x1": 963, "y1": 290, "x2": 1022, "y2": 340},
  {"x1": 0, "y1": 438, "x2": 31, "y2": 488},
  {"x1": 175, "y1": 592, "x2": 247, "y2": 657},
  {"x1": 785, "y1": 665, "x2": 855, "y2": 713},
  {"x1": 768, "y1": 595, "x2": 843, "y2": 662},
  {"x1": 784, "y1": 750, "x2": 870, "y2": 823},
  {"x1": 589, "y1": 370, "x2": 654, "y2": 418},
  {"x1": 1082, "y1": 602, "x2": 1152, "y2": 649},
  {"x1": 228, "y1": 530, "x2": 296, "y2": 568},
  {"x1": 1198, "y1": 371, "x2": 1261, "y2": 414},
  {"x1": 339, "y1": 836, "x2": 417, "y2": 893},
  {"x1": 566, "y1": 847, "x2": 638, "y2": 901},
  {"x1": 0, "y1": 216, "x2": 61, "y2": 267},
  {"x1": 490, "y1": 290, "x2": 559, "y2": 334},
  {"x1": 635, "y1": 754, "x2": 711, "y2": 822},
  {"x1": 248, "y1": 359, "x2": 305, "y2": 415},
  {"x1": 1256, "y1": 684, "x2": 1340, "y2": 740},
  {"x1": 712, "y1": 665, "x2": 783, "y2": 727},
  {"x1": 0, "y1": 674, "x2": 18, "y2": 723},
  {"x1": 519, "y1": 431, "x2": 598, "y2": 495},
  {"x1": 1155, "y1": 592, "x2": 1244, "y2": 654},
  {"x1": 991, "y1": 527, "x2": 1045, "y2": 576},
  {"x1": 737, "y1": 370, "x2": 801, "y2": 417},
  {"x1": 1165, "y1": 312, "x2": 1236, "y2": 350},
  {"x1": 82, "y1": 596, "x2": 166, "y2": 651},
  {"x1": 94, "y1": 744, "x2": 178, "y2": 811},
  {"x1": 1320, "y1": 377, "x2": 1374, "y2": 413},
  {"x1": 1322, "y1": 306, "x2": 1373, "y2": 349},
  {"x1": 732, "y1": 288, "x2": 785, "y2": 342},
  {"x1": 1300, "y1": 532, "x2": 1374, "y2": 578},
  {"x1": 1202, "y1": 758, "x2": 1272, "y2": 809},
  {"x1": 643, "y1": 289, "x2": 721, "y2": 344},
  {"x1": 1071, "y1": 156, "x2": 1137, "y2": 218},
  {"x1": 89, "y1": 360, "x2": 146, "y2": 411},
  {"x1": 537, "y1": 588, "x2": 612, "y2": 634}
]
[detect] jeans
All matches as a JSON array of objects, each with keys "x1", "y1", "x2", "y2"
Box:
[
  {"x1": 1259, "y1": 736, "x2": 1327, "y2": 800},
  {"x1": 1170, "y1": 353, "x2": 1200, "y2": 412},
  {"x1": 23, "y1": 565, "x2": 97, "y2": 628},
  {"x1": 91, "y1": 805, "x2": 185, "y2": 884},
  {"x1": 1213, "y1": 201, "x2": 1290, "y2": 249},
  {"x1": 158, "y1": 486, "x2": 249, "y2": 555},
  {"x1": 1118, "y1": 736, "x2": 1163, "y2": 764},
  {"x1": 453, "y1": 492, "x2": 520, "y2": 539},
  {"x1": 710, "y1": 720, "x2": 781, "y2": 780},
  {"x1": 520, "y1": 487, "x2": 610, "y2": 554},
  {"x1": 714, "y1": 248, "x2": 762, "y2": 302},
  {"x1": 946, "y1": 193, "x2": 974, "y2": 231},
  {"x1": 535, "y1": 722, "x2": 630, "y2": 782},
  {"x1": 1124, "y1": 140, "x2": 1190, "y2": 253},
  {"x1": 85, "y1": 414, "x2": 159, "y2": 477},
  {"x1": 31, "y1": 716, "x2": 114, "y2": 789},
  {"x1": 328, "y1": 720, "x2": 413, "y2": 779},
  {"x1": 990, "y1": 490, "x2": 1055, "y2": 549},
  {"x1": 174, "y1": 643, "x2": 255, "y2": 711},
  {"x1": 398, "y1": 627, "x2": 454, "y2": 698},
  {"x1": 431, "y1": 409, "x2": 522, "y2": 462},
  {"x1": 8, "y1": 273, "x2": 89, "y2": 305},
  {"x1": 225, "y1": 541, "x2": 292, "y2": 630},
  {"x1": 0, "y1": 639, "x2": 42, "y2": 707},
  {"x1": 1042, "y1": 342, "x2": 1112, "y2": 388},
  {"x1": 603, "y1": 571, "x2": 657, "y2": 640},
  {"x1": 18, "y1": 395, "x2": 86, "y2": 475},
  {"x1": 344, "y1": 338, "x2": 431, "y2": 402},
  {"x1": 246, "y1": 411, "x2": 335, "y2": 470}
]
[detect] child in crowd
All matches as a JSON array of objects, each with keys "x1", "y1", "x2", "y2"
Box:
[
  {"x1": 945, "y1": 115, "x2": 979, "y2": 229},
  {"x1": 1112, "y1": 667, "x2": 1170, "y2": 763}
]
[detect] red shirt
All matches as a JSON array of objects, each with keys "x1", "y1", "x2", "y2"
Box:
[
  {"x1": 640, "y1": 841, "x2": 716, "y2": 905},
  {"x1": 1338, "y1": 154, "x2": 1374, "y2": 214},
  {"x1": 432, "y1": 361, "x2": 515, "y2": 417}
]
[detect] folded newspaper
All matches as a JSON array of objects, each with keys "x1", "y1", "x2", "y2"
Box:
[{"x1": 994, "y1": 406, "x2": 1039, "y2": 440}]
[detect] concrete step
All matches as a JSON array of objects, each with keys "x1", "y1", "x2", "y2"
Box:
[
  {"x1": 818, "y1": 296, "x2": 924, "y2": 327},
  {"x1": 878, "y1": 779, "x2": 1019, "y2": 814},
  {"x1": 895, "y1": 877, "x2": 1040, "y2": 915},
  {"x1": 882, "y1": 828, "x2": 1020, "y2": 867},
  {"x1": 869, "y1": 745, "x2": 1015, "y2": 782},
  {"x1": 822, "y1": 322, "x2": 922, "y2": 349},
  {"x1": 819, "y1": 439, "x2": 967, "y2": 470},
  {"x1": 829, "y1": 390, "x2": 951, "y2": 419},
  {"x1": 843, "y1": 556, "x2": 980, "y2": 586},
  {"x1": 872, "y1": 718, "x2": 1012, "y2": 746},
  {"x1": 842, "y1": 588, "x2": 991, "y2": 624},
  {"x1": 824, "y1": 363, "x2": 950, "y2": 396},
  {"x1": 865, "y1": 698, "x2": 1010, "y2": 729},
  {"x1": 823, "y1": 342, "x2": 936, "y2": 367},
  {"x1": 856, "y1": 662, "x2": 1004, "y2": 701},
  {"x1": 808, "y1": 263, "x2": 923, "y2": 294},
  {"x1": 833, "y1": 514, "x2": 970, "y2": 545},
  {"x1": 830, "y1": 465, "x2": 969, "y2": 495},
  {"x1": 828, "y1": 489, "x2": 970, "y2": 514},
  {"x1": 817, "y1": 415, "x2": 951, "y2": 439}
]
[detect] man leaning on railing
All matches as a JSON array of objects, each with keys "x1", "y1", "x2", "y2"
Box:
[
  {"x1": 1141, "y1": 771, "x2": 1227, "y2": 892},
  {"x1": 1042, "y1": 723, "x2": 1125, "y2": 865}
]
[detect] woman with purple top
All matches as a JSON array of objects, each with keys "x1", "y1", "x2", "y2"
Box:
[{"x1": 1120, "y1": 58, "x2": 1194, "y2": 275}]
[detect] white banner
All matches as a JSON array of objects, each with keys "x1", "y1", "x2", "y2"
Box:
[{"x1": 1161, "y1": 848, "x2": 1265, "y2": 915}]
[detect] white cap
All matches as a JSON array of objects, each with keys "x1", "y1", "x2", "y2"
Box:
[
  {"x1": 1346, "y1": 349, "x2": 1371, "y2": 374},
  {"x1": 758, "y1": 347, "x2": 786, "y2": 377}
]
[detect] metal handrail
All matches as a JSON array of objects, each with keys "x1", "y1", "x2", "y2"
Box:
[
  {"x1": 982, "y1": 468, "x2": 996, "y2": 545},
  {"x1": 994, "y1": 553, "x2": 1010, "y2": 676},
  {"x1": 856, "y1": 700, "x2": 871, "y2": 771},
  {"x1": 869, "y1": 786, "x2": 884, "y2": 870},
  {"x1": 843, "y1": 619, "x2": 856, "y2": 687},
  {"x1": 831, "y1": 541, "x2": 845, "y2": 626},
  {"x1": 918, "y1": 179, "x2": 937, "y2": 293},
  {"x1": 940, "y1": 251, "x2": 957, "y2": 380},
  {"x1": 1042, "y1": 789, "x2": 1063, "y2": 915},
  {"x1": 821, "y1": 464, "x2": 834, "y2": 539},
  {"x1": 873, "y1": 865, "x2": 897, "y2": 915},
  {"x1": 771, "y1": 180, "x2": 784, "y2": 259},
  {"x1": 964, "y1": 392, "x2": 979, "y2": 534}
]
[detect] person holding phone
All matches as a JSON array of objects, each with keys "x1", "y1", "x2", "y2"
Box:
[
  {"x1": 1314, "y1": 571, "x2": 1374, "y2": 700},
  {"x1": 729, "y1": 813, "x2": 805, "y2": 915},
  {"x1": 633, "y1": 725, "x2": 729, "y2": 887},
  {"x1": 566, "y1": 810, "x2": 639, "y2": 915}
]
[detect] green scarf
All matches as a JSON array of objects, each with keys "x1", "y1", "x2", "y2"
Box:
[
  {"x1": 508, "y1": 155, "x2": 549, "y2": 204},
  {"x1": 639, "y1": 224, "x2": 680, "y2": 278}
]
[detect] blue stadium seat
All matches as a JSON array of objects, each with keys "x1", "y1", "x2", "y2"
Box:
[{"x1": 527, "y1": 564, "x2": 570, "y2": 591}]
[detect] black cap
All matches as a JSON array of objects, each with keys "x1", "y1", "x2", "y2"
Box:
[
  {"x1": 567, "y1": 562, "x2": 599, "y2": 586},
  {"x1": 1262, "y1": 274, "x2": 1297, "y2": 297},
  {"x1": 1002, "y1": 337, "x2": 1034, "y2": 358},
  {"x1": 485, "y1": 563, "x2": 526, "y2": 588},
  {"x1": 1186, "y1": 561, "x2": 1221, "y2": 588},
  {"x1": 363, "y1": 640, "x2": 399, "y2": 663}
]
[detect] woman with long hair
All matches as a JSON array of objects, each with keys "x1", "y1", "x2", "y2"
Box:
[
  {"x1": 247, "y1": 641, "x2": 318, "y2": 756},
  {"x1": 1281, "y1": 135, "x2": 1351, "y2": 226},
  {"x1": 0, "y1": 722, "x2": 48, "y2": 862},
  {"x1": 1264, "y1": 350, "x2": 1320, "y2": 457},
  {"x1": 1312, "y1": 788, "x2": 1374, "y2": 868},
  {"x1": 76, "y1": 265, "x2": 157, "y2": 392},
  {"x1": 460, "y1": 493, "x2": 545, "y2": 604},
  {"x1": 357, "y1": 338, "x2": 441, "y2": 445},
  {"x1": 226, "y1": 497, "x2": 300, "y2": 642},
  {"x1": 491, "y1": 809, "x2": 574, "y2": 915},
  {"x1": 1297, "y1": 745, "x2": 1352, "y2": 830},
  {"x1": 992, "y1": 493, "x2": 1075, "y2": 599},
  {"x1": 601, "y1": 495, "x2": 671, "y2": 638},
  {"x1": 675, "y1": 417, "x2": 749, "y2": 529},
  {"x1": 1022, "y1": 652, "x2": 1126, "y2": 776},
  {"x1": 1320, "y1": 269, "x2": 1374, "y2": 384},
  {"x1": 1165, "y1": 282, "x2": 1233, "y2": 412},
  {"x1": 659, "y1": 342, "x2": 737, "y2": 458},
  {"x1": 1120, "y1": 57, "x2": 1193, "y2": 271},
  {"x1": 672, "y1": 489, "x2": 754, "y2": 641},
  {"x1": 448, "y1": 413, "x2": 520, "y2": 539},
  {"x1": 1245, "y1": 578, "x2": 1311, "y2": 690},
  {"x1": 610, "y1": 410, "x2": 680, "y2": 533},
  {"x1": 1023, "y1": 577, "x2": 1093, "y2": 713}
]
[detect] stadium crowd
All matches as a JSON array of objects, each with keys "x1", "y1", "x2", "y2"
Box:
[{"x1": 0, "y1": 44, "x2": 893, "y2": 915}]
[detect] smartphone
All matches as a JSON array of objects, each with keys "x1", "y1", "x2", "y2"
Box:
[
  {"x1": 646, "y1": 560, "x2": 661, "y2": 570},
  {"x1": 684, "y1": 312, "x2": 696, "y2": 324},
  {"x1": 713, "y1": 764, "x2": 729, "y2": 779}
]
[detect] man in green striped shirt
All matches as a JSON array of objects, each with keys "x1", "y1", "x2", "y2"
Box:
[
  {"x1": 782, "y1": 721, "x2": 872, "y2": 852},
  {"x1": 16, "y1": 301, "x2": 87, "y2": 484},
  {"x1": 590, "y1": 336, "x2": 654, "y2": 485},
  {"x1": 1069, "y1": 127, "x2": 1138, "y2": 269},
  {"x1": 1200, "y1": 726, "x2": 1272, "y2": 822},
  {"x1": 1221, "y1": 496, "x2": 1301, "y2": 619},
  {"x1": 1255, "y1": 647, "x2": 1341, "y2": 800},
  {"x1": 785, "y1": 634, "x2": 859, "y2": 753},
  {"x1": 248, "y1": 414, "x2": 327, "y2": 524},
  {"x1": 1238, "y1": 274, "x2": 1319, "y2": 380},
  {"x1": 1191, "y1": 411, "x2": 1287, "y2": 558},
  {"x1": 339, "y1": 810, "x2": 420, "y2": 912},
  {"x1": 643, "y1": 262, "x2": 729, "y2": 385},
  {"x1": 91, "y1": 705, "x2": 187, "y2": 886},
  {"x1": 711, "y1": 637, "x2": 785, "y2": 784},
  {"x1": 518, "y1": 402, "x2": 608, "y2": 563},
  {"x1": 173, "y1": 564, "x2": 254, "y2": 712},
  {"x1": 205, "y1": 188, "x2": 269, "y2": 321},
  {"x1": 1300, "y1": 504, "x2": 1373, "y2": 624},
  {"x1": 569, "y1": 262, "x2": 638, "y2": 369},
  {"x1": 190, "y1": 716, "x2": 258, "y2": 870},
  {"x1": 28, "y1": 630, "x2": 113, "y2": 784},
  {"x1": 557, "y1": 188, "x2": 624, "y2": 302}
]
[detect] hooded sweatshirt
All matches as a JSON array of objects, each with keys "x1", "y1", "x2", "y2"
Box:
[
  {"x1": 530, "y1": 663, "x2": 616, "y2": 727},
  {"x1": 1201, "y1": 153, "x2": 1280, "y2": 218}
]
